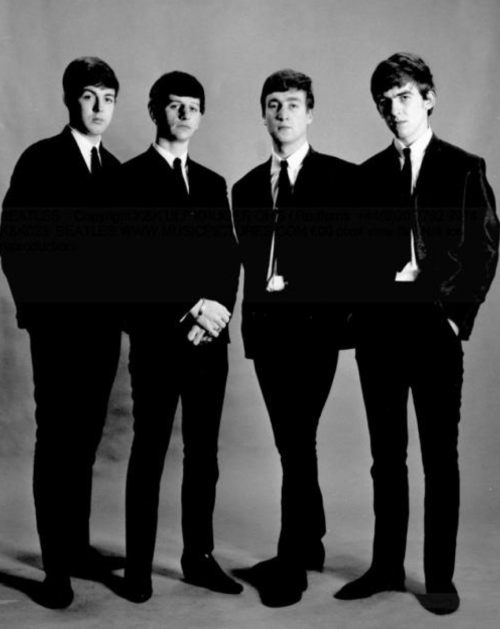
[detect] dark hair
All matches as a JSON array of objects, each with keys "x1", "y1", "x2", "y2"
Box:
[
  {"x1": 260, "y1": 69, "x2": 314, "y2": 115},
  {"x1": 62, "y1": 56, "x2": 119, "y2": 104},
  {"x1": 371, "y1": 52, "x2": 435, "y2": 114},
  {"x1": 149, "y1": 71, "x2": 205, "y2": 118}
]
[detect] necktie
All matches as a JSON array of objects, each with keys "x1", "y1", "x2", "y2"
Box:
[
  {"x1": 401, "y1": 147, "x2": 413, "y2": 205},
  {"x1": 173, "y1": 157, "x2": 189, "y2": 201},
  {"x1": 271, "y1": 160, "x2": 292, "y2": 279},
  {"x1": 276, "y1": 159, "x2": 292, "y2": 210},
  {"x1": 394, "y1": 147, "x2": 413, "y2": 271},
  {"x1": 91, "y1": 146, "x2": 101, "y2": 178}
]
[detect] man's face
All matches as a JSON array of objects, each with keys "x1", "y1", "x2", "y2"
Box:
[
  {"x1": 264, "y1": 89, "x2": 313, "y2": 154},
  {"x1": 70, "y1": 85, "x2": 116, "y2": 137},
  {"x1": 156, "y1": 95, "x2": 202, "y2": 143},
  {"x1": 376, "y1": 82, "x2": 435, "y2": 146}
]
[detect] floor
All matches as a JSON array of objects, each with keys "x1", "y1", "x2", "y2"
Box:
[{"x1": 0, "y1": 343, "x2": 499, "y2": 629}]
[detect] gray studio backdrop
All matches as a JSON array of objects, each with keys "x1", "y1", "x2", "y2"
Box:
[{"x1": 0, "y1": 0, "x2": 499, "y2": 533}]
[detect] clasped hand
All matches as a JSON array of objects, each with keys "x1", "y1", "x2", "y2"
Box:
[{"x1": 187, "y1": 299, "x2": 231, "y2": 346}]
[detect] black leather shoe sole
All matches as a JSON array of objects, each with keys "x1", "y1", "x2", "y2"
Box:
[
  {"x1": 34, "y1": 577, "x2": 74, "y2": 609},
  {"x1": 334, "y1": 571, "x2": 405, "y2": 600},
  {"x1": 419, "y1": 584, "x2": 460, "y2": 615},
  {"x1": 122, "y1": 574, "x2": 153, "y2": 604},
  {"x1": 181, "y1": 554, "x2": 243, "y2": 595}
]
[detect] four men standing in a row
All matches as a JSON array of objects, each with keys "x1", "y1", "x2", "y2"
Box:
[{"x1": 0, "y1": 53, "x2": 497, "y2": 618}]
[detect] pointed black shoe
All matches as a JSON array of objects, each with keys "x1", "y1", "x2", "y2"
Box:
[
  {"x1": 245, "y1": 556, "x2": 307, "y2": 607},
  {"x1": 181, "y1": 553, "x2": 243, "y2": 595},
  {"x1": 34, "y1": 575, "x2": 74, "y2": 609},
  {"x1": 122, "y1": 574, "x2": 153, "y2": 604},
  {"x1": 420, "y1": 583, "x2": 460, "y2": 615},
  {"x1": 334, "y1": 567, "x2": 406, "y2": 600}
]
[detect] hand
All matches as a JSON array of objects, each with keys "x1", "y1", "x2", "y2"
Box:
[
  {"x1": 187, "y1": 324, "x2": 213, "y2": 346},
  {"x1": 195, "y1": 299, "x2": 231, "y2": 338}
]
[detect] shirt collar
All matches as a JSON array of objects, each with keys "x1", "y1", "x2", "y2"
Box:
[
  {"x1": 393, "y1": 127, "x2": 433, "y2": 160},
  {"x1": 69, "y1": 126, "x2": 101, "y2": 154},
  {"x1": 153, "y1": 142, "x2": 188, "y2": 169},
  {"x1": 271, "y1": 141, "x2": 310, "y2": 174}
]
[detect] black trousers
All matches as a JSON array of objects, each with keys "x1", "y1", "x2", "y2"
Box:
[
  {"x1": 28, "y1": 314, "x2": 122, "y2": 578},
  {"x1": 355, "y1": 302, "x2": 463, "y2": 589},
  {"x1": 253, "y1": 337, "x2": 339, "y2": 560},
  {"x1": 125, "y1": 327, "x2": 228, "y2": 580}
]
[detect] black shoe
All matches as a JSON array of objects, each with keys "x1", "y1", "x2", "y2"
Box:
[
  {"x1": 246, "y1": 556, "x2": 307, "y2": 607},
  {"x1": 70, "y1": 546, "x2": 123, "y2": 579},
  {"x1": 181, "y1": 553, "x2": 243, "y2": 595},
  {"x1": 420, "y1": 583, "x2": 460, "y2": 615},
  {"x1": 334, "y1": 567, "x2": 406, "y2": 600},
  {"x1": 303, "y1": 541, "x2": 325, "y2": 572},
  {"x1": 122, "y1": 574, "x2": 153, "y2": 604},
  {"x1": 34, "y1": 575, "x2": 74, "y2": 609}
]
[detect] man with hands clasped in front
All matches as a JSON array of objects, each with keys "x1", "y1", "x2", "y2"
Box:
[{"x1": 119, "y1": 71, "x2": 241, "y2": 603}]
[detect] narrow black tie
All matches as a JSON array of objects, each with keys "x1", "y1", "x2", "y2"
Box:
[
  {"x1": 394, "y1": 147, "x2": 413, "y2": 270},
  {"x1": 276, "y1": 159, "x2": 292, "y2": 210},
  {"x1": 273, "y1": 160, "x2": 292, "y2": 276},
  {"x1": 401, "y1": 147, "x2": 413, "y2": 205},
  {"x1": 91, "y1": 146, "x2": 101, "y2": 178},
  {"x1": 173, "y1": 157, "x2": 189, "y2": 201}
]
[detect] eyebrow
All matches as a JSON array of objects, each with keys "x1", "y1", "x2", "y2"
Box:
[
  {"x1": 379, "y1": 89, "x2": 413, "y2": 100},
  {"x1": 83, "y1": 87, "x2": 115, "y2": 96},
  {"x1": 268, "y1": 96, "x2": 303, "y2": 104}
]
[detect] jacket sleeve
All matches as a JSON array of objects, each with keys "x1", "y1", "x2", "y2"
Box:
[{"x1": 441, "y1": 157, "x2": 499, "y2": 339}]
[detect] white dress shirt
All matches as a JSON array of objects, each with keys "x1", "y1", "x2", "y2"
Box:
[
  {"x1": 267, "y1": 141, "x2": 310, "y2": 291},
  {"x1": 393, "y1": 127, "x2": 433, "y2": 282},
  {"x1": 153, "y1": 143, "x2": 190, "y2": 192},
  {"x1": 69, "y1": 126, "x2": 101, "y2": 172}
]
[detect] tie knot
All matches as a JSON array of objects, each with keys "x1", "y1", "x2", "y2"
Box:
[
  {"x1": 280, "y1": 159, "x2": 288, "y2": 171},
  {"x1": 174, "y1": 157, "x2": 183, "y2": 171},
  {"x1": 403, "y1": 147, "x2": 411, "y2": 160}
]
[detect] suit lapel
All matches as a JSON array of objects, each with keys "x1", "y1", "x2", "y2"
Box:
[{"x1": 60, "y1": 127, "x2": 93, "y2": 180}]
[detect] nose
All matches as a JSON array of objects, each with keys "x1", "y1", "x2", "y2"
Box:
[
  {"x1": 178, "y1": 105, "x2": 189, "y2": 120},
  {"x1": 93, "y1": 97, "x2": 103, "y2": 113},
  {"x1": 390, "y1": 99, "x2": 402, "y2": 117},
  {"x1": 276, "y1": 105, "x2": 287, "y2": 120}
]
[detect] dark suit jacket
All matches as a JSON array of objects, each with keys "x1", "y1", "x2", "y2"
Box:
[
  {"x1": 0, "y1": 126, "x2": 121, "y2": 328},
  {"x1": 232, "y1": 147, "x2": 359, "y2": 357},
  {"x1": 359, "y1": 135, "x2": 499, "y2": 340},
  {"x1": 119, "y1": 146, "x2": 239, "y2": 334}
]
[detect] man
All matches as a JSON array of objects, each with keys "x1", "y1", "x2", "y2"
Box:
[
  {"x1": 334, "y1": 53, "x2": 499, "y2": 615},
  {"x1": 232, "y1": 69, "x2": 358, "y2": 606},
  {"x1": 120, "y1": 71, "x2": 241, "y2": 603},
  {"x1": 0, "y1": 57, "x2": 122, "y2": 608}
]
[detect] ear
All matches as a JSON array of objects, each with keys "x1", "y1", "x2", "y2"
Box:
[
  {"x1": 424, "y1": 90, "x2": 436, "y2": 111},
  {"x1": 148, "y1": 103, "x2": 156, "y2": 124},
  {"x1": 306, "y1": 108, "x2": 314, "y2": 125}
]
